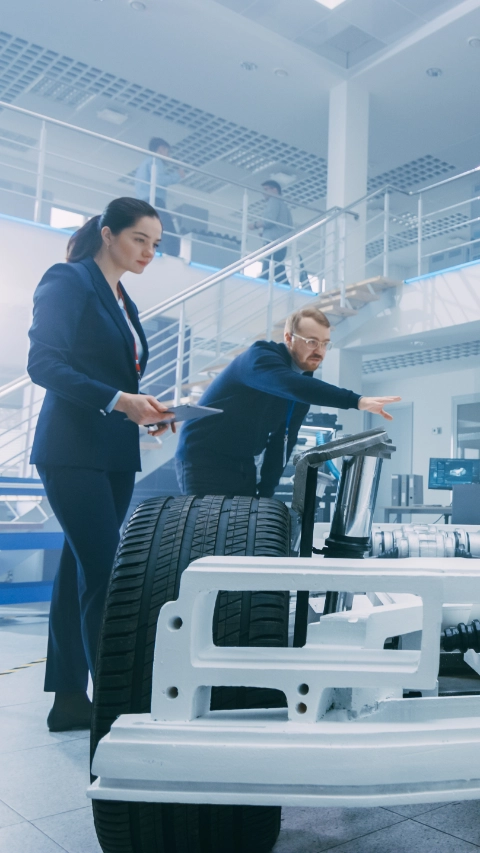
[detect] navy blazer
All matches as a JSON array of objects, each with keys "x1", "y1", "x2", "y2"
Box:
[
  {"x1": 176, "y1": 340, "x2": 361, "y2": 497},
  {"x1": 28, "y1": 256, "x2": 149, "y2": 472}
]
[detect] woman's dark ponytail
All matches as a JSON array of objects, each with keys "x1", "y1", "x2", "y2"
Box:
[
  {"x1": 66, "y1": 197, "x2": 160, "y2": 263},
  {"x1": 66, "y1": 215, "x2": 102, "y2": 262}
]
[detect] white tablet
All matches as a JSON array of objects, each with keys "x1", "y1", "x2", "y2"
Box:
[{"x1": 148, "y1": 404, "x2": 223, "y2": 428}]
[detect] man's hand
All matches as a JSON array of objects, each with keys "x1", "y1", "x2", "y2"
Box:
[
  {"x1": 357, "y1": 396, "x2": 401, "y2": 421},
  {"x1": 114, "y1": 393, "x2": 176, "y2": 436}
]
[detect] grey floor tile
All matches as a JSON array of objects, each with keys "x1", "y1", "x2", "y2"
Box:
[
  {"x1": 0, "y1": 660, "x2": 48, "y2": 707},
  {"x1": 0, "y1": 797, "x2": 24, "y2": 829},
  {"x1": 0, "y1": 820, "x2": 66, "y2": 852},
  {"x1": 0, "y1": 629, "x2": 47, "y2": 670},
  {"x1": 273, "y1": 806, "x2": 405, "y2": 852},
  {"x1": 381, "y1": 801, "x2": 455, "y2": 818},
  {"x1": 1, "y1": 621, "x2": 49, "y2": 636},
  {"x1": 0, "y1": 699, "x2": 88, "y2": 754},
  {"x1": 0, "y1": 603, "x2": 50, "y2": 617},
  {"x1": 0, "y1": 736, "x2": 90, "y2": 820},
  {"x1": 416, "y1": 800, "x2": 480, "y2": 845},
  {"x1": 33, "y1": 806, "x2": 102, "y2": 853},
  {"x1": 0, "y1": 663, "x2": 92, "y2": 709},
  {"x1": 320, "y1": 817, "x2": 480, "y2": 852}
]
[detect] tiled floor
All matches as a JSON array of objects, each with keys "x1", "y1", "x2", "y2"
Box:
[{"x1": 2, "y1": 604, "x2": 480, "y2": 852}]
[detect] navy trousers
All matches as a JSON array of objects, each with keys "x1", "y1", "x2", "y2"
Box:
[
  {"x1": 175, "y1": 455, "x2": 257, "y2": 497},
  {"x1": 37, "y1": 466, "x2": 135, "y2": 693},
  {"x1": 261, "y1": 247, "x2": 289, "y2": 284},
  {"x1": 156, "y1": 206, "x2": 180, "y2": 257}
]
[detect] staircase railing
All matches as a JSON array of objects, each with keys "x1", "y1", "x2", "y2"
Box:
[
  {"x1": 4, "y1": 99, "x2": 480, "y2": 284},
  {"x1": 2, "y1": 98, "x2": 480, "y2": 478},
  {"x1": 0, "y1": 203, "x2": 345, "y2": 479},
  {"x1": 0, "y1": 100, "x2": 326, "y2": 261}
]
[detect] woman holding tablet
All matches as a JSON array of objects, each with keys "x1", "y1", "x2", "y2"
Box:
[{"x1": 28, "y1": 197, "x2": 173, "y2": 731}]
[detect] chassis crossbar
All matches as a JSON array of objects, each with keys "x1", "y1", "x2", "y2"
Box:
[{"x1": 89, "y1": 556, "x2": 480, "y2": 808}]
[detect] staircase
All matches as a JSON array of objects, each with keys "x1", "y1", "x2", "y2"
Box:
[{"x1": 0, "y1": 203, "x2": 402, "y2": 495}]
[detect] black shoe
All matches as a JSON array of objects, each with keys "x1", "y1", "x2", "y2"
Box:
[{"x1": 47, "y1": 691, "x2": 92, "y2": 732}]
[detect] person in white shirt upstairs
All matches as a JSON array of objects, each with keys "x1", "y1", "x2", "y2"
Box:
[
  {"x1": 250, "y1": 180, "x2": 293, "y2": 284},
  {"x1": 135, "y1": 137, "x2": 185, "y2": 257}
]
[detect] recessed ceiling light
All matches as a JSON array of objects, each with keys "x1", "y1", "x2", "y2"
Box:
[
  {"x1": 240, "y1": 61, "x2": 258, "y2": 71},
  {"x1": 313, "y1": 0, "x2": 348, "y2": 8},
  {"x1": 97, "y1": 108, "x2": 129, "y2": 125},
  {"x1": 274, "y1": 68, "x2": 289, "y2": 77},
  {"x1": 130, "y1": 1, "x2": 146, "y2": 9},
  {"x1": 468, "y1": 36, "x2": 480, "y2": 48},
  {"x1": 269, "y1": 171, "x2": 296, "y2": 186},
  {"x1": 426, "y1": 67, "x2": 442, "y2": 77}
]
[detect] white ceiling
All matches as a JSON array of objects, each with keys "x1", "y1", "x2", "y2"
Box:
[
  {"x1": 1, "y1": 0, "x2": 480, "y2": 203},
  {"x1": 212, "y1": 0, "x2": 464, "y2": 69}
]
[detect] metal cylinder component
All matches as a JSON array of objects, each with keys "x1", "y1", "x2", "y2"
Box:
[
  {"x1": 330, "y1": 455, "x2": 383, "y2": 542},
  {"x1": 372, "y1": 525, "x2": 480, "y2": 559},
  {"x1": 470, "y1": 533, "x2": 480, "y2": 558}
]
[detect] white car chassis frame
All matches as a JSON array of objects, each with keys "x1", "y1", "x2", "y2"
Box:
[{"x1": 89, "y1": 554, "x2": 480, "y2": 809}]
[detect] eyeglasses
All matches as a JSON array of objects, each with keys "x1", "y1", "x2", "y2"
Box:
[{"x1": 291, "y1": 333, "x2": 332, "y2": 351}]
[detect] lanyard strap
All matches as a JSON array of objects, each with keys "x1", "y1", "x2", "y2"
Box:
[
  {"x1": 283, "y1": 401, "x2": 296, "y2": 467},
  {"x1": 117, "y1": 290, "x2": 141, "y2": 376}
]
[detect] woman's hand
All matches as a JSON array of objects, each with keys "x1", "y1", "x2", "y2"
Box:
[
  {"x1": 114, "y1": 393, "x2": 176, "y2": 436},
  {"x1": 357, "y1": 396, "x2": 401, "y2": 421}
]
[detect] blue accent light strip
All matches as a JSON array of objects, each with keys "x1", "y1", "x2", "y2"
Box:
[
  {"x1": 0, "y1": 214, "x2": 315, "y2": 294},
  {"x1": 0, "y1": 533, "x2": 64, "y2": 550},
  {"x1": 0, "y1": 489, "x2": 45, "y2": 496},
  {"x1": 0, "y1": 477, "x2": 43, "y2": 484},
  {"x1": 0, "y1": 581, "x2": 53, "y2": 604},
  {"x1": 405, "y1": 258, "x2": 480, "y2": 285}
]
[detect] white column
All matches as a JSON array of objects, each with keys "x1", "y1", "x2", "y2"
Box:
[
  {"x1": 326, "y1": 80, "x2": 369, "y2": 288},
  {"x1": 320, "y1": 348, "x2": 363, "y2": 435}
]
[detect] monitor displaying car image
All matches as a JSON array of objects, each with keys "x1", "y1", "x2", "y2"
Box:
[{"x1": 428, "y1": 457, "x2": 480, "y2": 490}]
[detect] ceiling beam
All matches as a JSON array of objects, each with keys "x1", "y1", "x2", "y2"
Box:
[{"x1": 352, "y1": 0, "x2": 480, "y2": 78}]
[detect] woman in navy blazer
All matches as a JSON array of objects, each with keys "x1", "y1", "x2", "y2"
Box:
[{"x1": 28, "y1": 197, "x2": 173, "y2": 731}]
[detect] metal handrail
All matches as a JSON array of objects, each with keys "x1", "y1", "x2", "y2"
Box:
[
  {"x1": 139, "y1": 181, "x2": 387, "y2": 322},
  {"x1": 0, "y1": 209, "x2": 324, "y2": 399},
  {"x1": 0, "y1": 100, "x2": 325, "y2": 217},
  {"x1": 140, "y1": 209, "x2": 335, "y2": 321},
  {"x1": 4, "y1": 99, "x2": 477, "y2": 208},
  {"x1": 0, "y1": 374, "x2": 31, "y2": 401}
]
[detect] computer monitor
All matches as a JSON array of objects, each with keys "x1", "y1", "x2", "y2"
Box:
[{"x1": 428, "y1": 457, "x2": 480, "y2": 490}]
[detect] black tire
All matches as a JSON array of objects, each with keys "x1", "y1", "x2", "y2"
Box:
[{"x1": 91, "y1": 494, "x2": 290, "y2": 853}]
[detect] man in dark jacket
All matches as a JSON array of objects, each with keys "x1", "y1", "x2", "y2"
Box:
[{"x1": 175, "y1": 306, "x2": 400, "y2": 497}]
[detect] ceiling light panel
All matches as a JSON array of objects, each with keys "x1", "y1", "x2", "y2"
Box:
[{"x1": 314, "y1": 0, "x2": 347, "y2": 9}]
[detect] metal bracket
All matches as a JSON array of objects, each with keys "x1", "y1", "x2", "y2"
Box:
[{"x1": 292, "y1": 428, "x2": 395, "y2": 517}]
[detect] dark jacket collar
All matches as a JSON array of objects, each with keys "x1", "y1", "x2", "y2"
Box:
[{"x1": 79, "y1": 257, "x2": 148, "y2": 375}]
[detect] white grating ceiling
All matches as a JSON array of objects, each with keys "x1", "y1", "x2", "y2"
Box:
[
  {"x1": 0, "y1": 31, "x2": 328, "y2": 205},
  {"x1": 368, "y1": 155, "x2": 456, "y2": 193},
  {"x1": 366, "y1": 212, "x2": 468, "y2": 260},
  {"x1": 363, "y1": 339, "x2": 480, "y2": 374}
]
